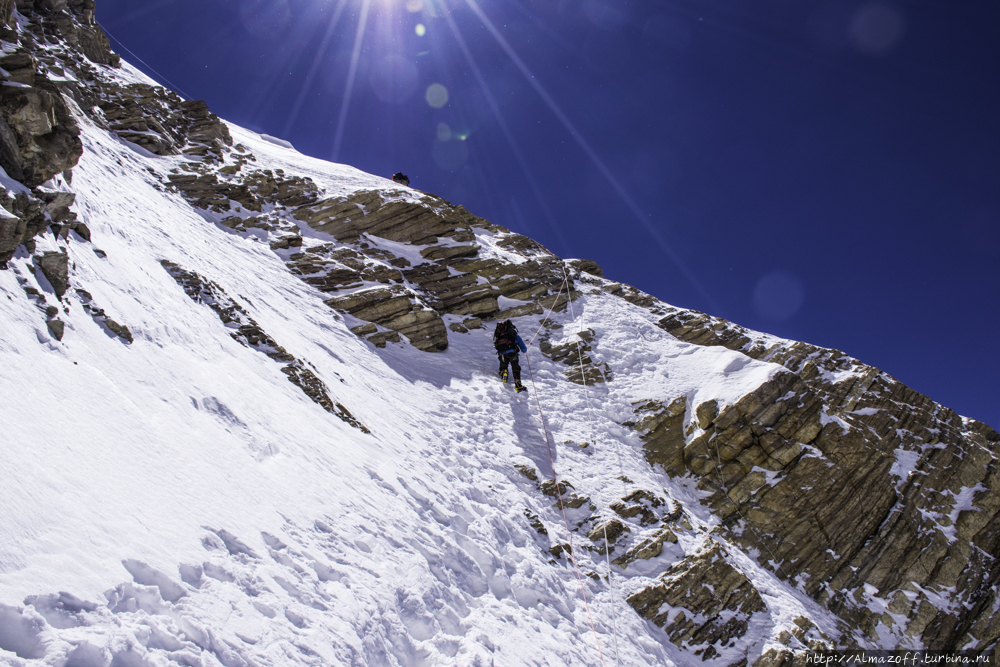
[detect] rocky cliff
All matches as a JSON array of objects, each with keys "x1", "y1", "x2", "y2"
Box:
[
  {"x1": 0, "y1": 0, "x2": 116, "y2": 269},
  {"x1": 0, "y1": 1, "x2": 997, "y2": 665}
]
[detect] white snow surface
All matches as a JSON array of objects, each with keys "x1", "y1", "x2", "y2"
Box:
[{"x1": 0, "y1": 80, "x2": 866, "y2": 665}]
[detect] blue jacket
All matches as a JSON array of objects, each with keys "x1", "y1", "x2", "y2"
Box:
[{"x1": 498, "y1": 333, "x2": 527, "y2": 356}]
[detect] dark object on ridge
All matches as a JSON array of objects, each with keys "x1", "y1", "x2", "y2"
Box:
[
  {"x1": 392, "y1": 172, "x2": 410, "y2": 186},
  {"x1": 493, "y1": 319, "x2": 528, "y2": 392}
]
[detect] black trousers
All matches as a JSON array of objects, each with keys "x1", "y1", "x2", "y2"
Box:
[{"x1": 498, "y1": 351, "x2": 521, "y2": 382}]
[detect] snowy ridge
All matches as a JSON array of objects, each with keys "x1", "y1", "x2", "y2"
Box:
[
  {"x1": 2, "y1": 42, "x2": 998, "y2": 667},
  {"x1": 0, "y1": 96, "x2": 840, "y2": 665}
]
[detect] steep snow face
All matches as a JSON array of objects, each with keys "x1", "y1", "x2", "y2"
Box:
[
  {"x1": 0, "y1": 65, "x2": 847, "y2": 665},
  {"x1": 3, "y1": 46, "x2": 1000, "y2": 666}
]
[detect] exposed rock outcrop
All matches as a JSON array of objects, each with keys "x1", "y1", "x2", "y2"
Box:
[
  {"x1": 0, "y1": 80, "x2": 81, "y2": 186},
  {"x1": 167, "y1": 165, "x2": 317, "y2": 212},
  {"x1": 0, "y1": 212, "x2": 26, "y2": 266},
  {"x1": 34, "y1": 249, "x2": 67, "y2": 298},
  {"x1": 628, "y1": 542, "x2": 770, "y2": 659},
  {"x1": 0, "y1": 187, "x2": 88, "y2": 267},
  {"x1": 0, "y1": 0, "x2": 120, "y2": 187},
  {"x1": 629, "y1": 396, "x2": 688, "y2": 476},
  {"x1": 625, "y1": 311, "x2": 1000, "y2": 651},
  {"x1": 294, "y1": 190, "x2": 477, "y2": 246},
  {"x1": 161, "y1": 260, "x2": 369, "y2": 434},
  {"x1": 325, "y1": 285, "x2": 448, "y2": 353},
  {"x1": 279, "y1": 189, "x2": 576, "y2": 351},
  {"x1": 538, "y1": 327, "x2": 613, "y2": 386},
  {"x1": 0, "y1": 0, "x2": 118, "y2": 264},
  {"x1": 9, "y1": 0, "x2": 119, "y2": 67},
  {"x1": 97, "y1": 89, "x2": 234, "y2": 160},
  {"x1": 75, "y1": 288, "x2": 131, "y2": 343}
]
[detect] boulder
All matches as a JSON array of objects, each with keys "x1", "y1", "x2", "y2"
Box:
[
  {"x1": 613, "y1": 527, "x2": 678, "y2": 569},
  {"x1": 45, "y1": 318, "x2": 64, "y2": 340},
  {"x1": 586, "y1": 518, "x2": 627, "y2": 545},
  {"x1": 72, "y1": 221, "x2": 90, "y2": 242},
  {"x1": 0, "y1": 214, "x2": 26, "y2": 266},
  {"x1": 40, "y1": 191, "x2": 75, "y2": 222},
  {"x1": 538, "y1": 328, "x2": 613, "y2": 386},
  {"x1": 34, "y1": 250, "x2": 68, "y2": 298},
  {"x1": 269, "y1": 235, "x2": 302, "y2": 250},
  {"x1": 0, "y1": 52, "x2": 36, "y2": 85}
]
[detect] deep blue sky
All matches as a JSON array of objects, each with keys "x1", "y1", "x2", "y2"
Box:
[{"x1": 94, "y1": 0, "x2": 998, "y2": 429}]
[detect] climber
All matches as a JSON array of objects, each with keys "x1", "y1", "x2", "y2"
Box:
[{"x1": 493, "y1": 319, "x2": 527, "y2": 393}]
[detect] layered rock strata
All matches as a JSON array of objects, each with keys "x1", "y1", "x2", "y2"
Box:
[
  {"x1": 3, "y1": 3, "x2": 995, "y2": 657},
  {"x1": 288, "y1": 189, "x2": 575, "y2": 351},
  {"x1": 628, "y1": 542, "x2": 768, "y2": 660},
  {"x1": 610, "y1": 285, "x2": 1000, "y2": 653}
]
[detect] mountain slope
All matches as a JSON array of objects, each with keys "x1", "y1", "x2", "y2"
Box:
[{"x1": 0, "y1": 2, "x2": 998, "y2": 666}]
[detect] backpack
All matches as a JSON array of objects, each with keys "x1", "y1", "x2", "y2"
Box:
[{"x1": 493, "y1": 320, "x2": 517, "y2": 352}]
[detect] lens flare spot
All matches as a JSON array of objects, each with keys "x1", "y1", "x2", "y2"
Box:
[
  {"x1": 425, "y1": 83, "x2": 449, "y2": 108},
  {"x1": 415, "y1": 23, "x2": 426, "y2": 36},
  {"x1": 850, "y1": 3, "x2": 905, "y2": 55},
  {"x1": 753, "y1": 271, "x2": 806, "y2": 322},
  {"x1": 406, "y1": 0, "x2": 423, "y2": 11},
  {"x1": 436, "y1": 122, "x2": 452, "y2": 141}
]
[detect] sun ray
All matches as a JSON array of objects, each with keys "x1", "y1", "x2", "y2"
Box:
[
  {"x1": 241, "y1": 12, "x2": 334, "y2": 129},
  {"x1": 333, "y1": 0, "x2": 373, "y2": 161},
  {"x1": 462, "y1": 0, "x2": 720, "y2": 312},
  {"x1": 438, "y1": 7, "x2": 575, "y2": 256},
  {"x1": 281, "y1": 0, "x2": 352, "y2": 138}
]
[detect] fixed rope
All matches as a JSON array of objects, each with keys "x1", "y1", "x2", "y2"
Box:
[
  {"x1": 97, "y1": 22, "x2": 193, "y2": 100},
  {"x1": 523, "y1": 278, "x2": 565, "y2": 348},
  {"x1": 561, "y1": 264, "x2": 623, "y2": 667},
  {"x1": 520, "y1": 277, "x2": 608, "y2": 667}
]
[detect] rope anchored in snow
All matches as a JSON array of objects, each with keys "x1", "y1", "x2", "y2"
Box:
[
  {"x1": 563, "y1": 262, "x2": 624, "y2": 667},
  {"x1": 521, "y1": 275, "x2": 609, "y2": 667}
]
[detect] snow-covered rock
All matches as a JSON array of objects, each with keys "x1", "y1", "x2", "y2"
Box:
[{"x1": 1, "y1": 1, "x2": 998, "y2": 665}]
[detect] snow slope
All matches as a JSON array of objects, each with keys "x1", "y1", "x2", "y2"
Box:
[{"x1": 0, "y1": 66, "x2": 915, "y2": 666}]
